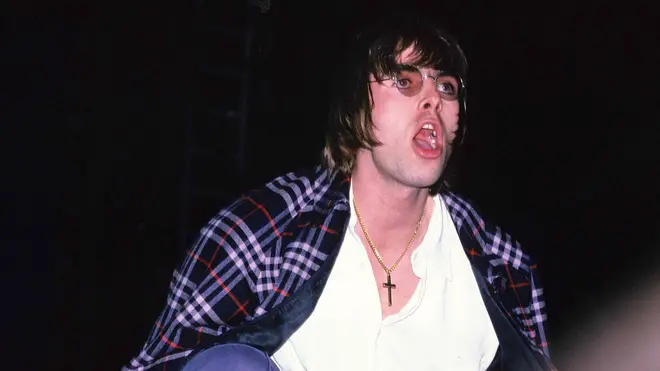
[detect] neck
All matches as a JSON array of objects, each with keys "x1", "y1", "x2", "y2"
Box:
[{"x1": 351, "y1": 163, "x2": 431, "y2": 235}]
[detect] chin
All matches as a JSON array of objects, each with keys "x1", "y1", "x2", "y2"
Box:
[{"x1": 407, "y1": 169, "x2": 445, "y2": 189}]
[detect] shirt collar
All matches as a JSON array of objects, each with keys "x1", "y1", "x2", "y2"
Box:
[{"x1": 348, "y1": 183, "x2": 453, "y2": 282}]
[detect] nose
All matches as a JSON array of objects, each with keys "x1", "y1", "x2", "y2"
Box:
[{"x1": 418, "y1": 79, "x2": 443, "y2": 113}]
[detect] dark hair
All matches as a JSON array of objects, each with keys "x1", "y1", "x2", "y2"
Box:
[{"x1": 322, "y1": 12, "x2": 469, "y2": 192}]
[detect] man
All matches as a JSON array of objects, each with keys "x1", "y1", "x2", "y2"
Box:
[{"x1": 124, "y1": 14, "x2": 555, "y2": 371}]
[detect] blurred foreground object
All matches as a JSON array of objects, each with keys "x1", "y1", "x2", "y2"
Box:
[{"x1": 561, "y1": 263, "x2": 660, "y2": 370}]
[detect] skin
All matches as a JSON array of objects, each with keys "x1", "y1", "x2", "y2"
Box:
[{"x1": 350, "y1": 45, "x2": 461, "y2": 316}]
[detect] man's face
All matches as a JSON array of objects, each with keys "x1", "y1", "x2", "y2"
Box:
[{"x1": 360, "y1": 46, "x2": 461, "y2": 190}]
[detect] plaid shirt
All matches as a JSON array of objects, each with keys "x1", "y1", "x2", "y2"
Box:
[{"x1": 123, "y1": 166, "x2": 551, "y2": 370}]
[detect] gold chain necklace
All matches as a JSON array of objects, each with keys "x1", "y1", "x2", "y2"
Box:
[{"x1": 353, "y1": 198, "x2": 426, "y2": 306}]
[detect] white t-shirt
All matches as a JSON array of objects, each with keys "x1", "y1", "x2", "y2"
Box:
[{"x1": 271, "y1": 191, "x2": 499, "y2": 371}]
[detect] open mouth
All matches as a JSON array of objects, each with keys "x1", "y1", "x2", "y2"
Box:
[{"x1": 413, "y1": 123, "x2": 439, "y2": 151}]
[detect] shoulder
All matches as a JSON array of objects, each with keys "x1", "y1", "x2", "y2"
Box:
[
  {"x1": 441, "y1": 192, "x2": 535, "y2": 273},
  {"x1": 213, "y1": 166, "x2": 339, "y2": 230},
  {"x1": 181, "y1": 166, "x2": 343, "y2": 320},
  {"x1": 196, "y1": 166, "x2": 347, "y2": 258}
]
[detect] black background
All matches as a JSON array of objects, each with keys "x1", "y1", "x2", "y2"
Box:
[{"x1": 4, "y1": 0, "x2": 658, "y2": 370}]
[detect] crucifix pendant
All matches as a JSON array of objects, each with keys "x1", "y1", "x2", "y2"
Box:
[{"x1": 382, "y1": 273, "x2": 396, "y2": 306}]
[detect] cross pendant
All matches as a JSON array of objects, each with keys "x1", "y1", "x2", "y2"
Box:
[{"x1": 382, "y1": 273, "x2": 396, "y2": 306}]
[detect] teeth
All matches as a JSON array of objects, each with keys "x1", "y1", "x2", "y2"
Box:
[
  {"x1": 420, "y1": 123, "x2": 438, "y2": 149},
  {"x1": 422, "y1": 123, "x2": 437, "y2": 138}
]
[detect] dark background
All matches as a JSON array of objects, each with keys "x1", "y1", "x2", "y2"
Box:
[{"x1": 4, "y1": 0, "x2": 658, "y2": 370}]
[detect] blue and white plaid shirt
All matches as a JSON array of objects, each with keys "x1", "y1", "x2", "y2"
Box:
[{"x1": 124, "y1": 166, "x2": 551, "y2": 370}]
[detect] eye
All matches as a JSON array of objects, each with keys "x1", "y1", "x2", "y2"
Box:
[
  {"x1": 436, "y1": 76, "x2": 460, "y2": 98},
  {"x1": 393, "y1": 69, "x2": 421, "y2": 91},
  {"x1": 437, "y1": 82, "x2": 455, "y2": 94},
  {"x1": 394, "y1": 78, "x2": 413, "y2": 89}
]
